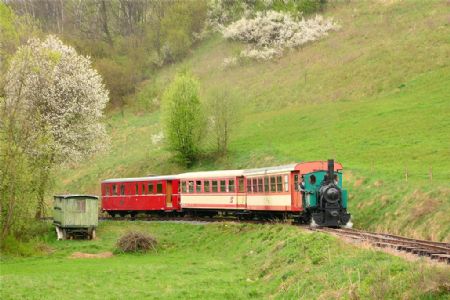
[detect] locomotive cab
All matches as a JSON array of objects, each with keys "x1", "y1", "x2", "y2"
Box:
[{"x1": 302, "y1": 160, "x2": 351, "y2": 227}]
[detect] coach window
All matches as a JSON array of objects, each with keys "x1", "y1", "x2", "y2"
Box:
[
  {"x1": 196, "y1": 180, "x2": 202, "y2": 193},
  {"x1": 141, "y1": 184, "x2": 146, "y2": 195},
  {"x1": 105, "y1": 185, "x2": 109, "y2": 196},
  {"x1": 247, "y1": 179, "x2": 252, "y2": 192},
  {"x1": 294, "y1": 175, "x2": 299, "y2": 191},
  {"x1": 148, "y1": 183, "x2": 154, "y2": 194},
  {"x1": 112, "y1": 185, "x2": 116, "y2": 195},
  {"x1": 238, "y1": 178, "x2": 244, "y2": 192},
  {"x1": 188, "y1": 181, "x2": 194, "y2": 193},
  {"x1": 120, "y1": 184, "x2": 125, "y2": 195},
  {"x1": 284, "y1": 175, "x2": 289, "y2": 192},
  {"x1": 277, "y1": 176, "x2": 283, "y2": 192},
  {"x1": 204, "y1": 181, "x2": 210, "y2": 192},
  {"x1": 257, "y1": 178, "x2": 263, "y2": 193},
  {"x1": 212, "y1": 180, "x2": 218, "y2": 192},
  {"x1": 264, "y1": 177, "x2": 269, "y2": 192},
  {"x1": 252, "y1": 178, "x2": 257, "y2": 193},
  {"x1": 220, "y1": 180, "x2": 226, "y2": 192},
  {"x1": 157, "y1": 183, "x2": 163, "y2": 194},
  {"x1": 270, "y1": 177, "x2": 276, "y2": 192},
  {"x1": 135, "y1": 184, "x2": 139, "y2": 195},
  {"x1": 229, "y1": 179, "x2": 235, "y2": 193},
  {"x1": 181, "y1": 181, "x2": 187, "y2": 193}
]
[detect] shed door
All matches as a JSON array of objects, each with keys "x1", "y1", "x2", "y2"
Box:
[{"x1": 166, "y1": 181, "x2": 173, "y2": 208}]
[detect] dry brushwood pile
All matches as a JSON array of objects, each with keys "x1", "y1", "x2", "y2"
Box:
[{"x1": 116, "y1": 231, "x2": 157, "y2": 253}]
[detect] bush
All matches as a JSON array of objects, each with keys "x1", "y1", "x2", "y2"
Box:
[
  {"x1": 116, "y1": 231, "x2": 157, "y2": 253},
  {"x1": 222, "y1": 10, "x2": 338, "y2": 60}
]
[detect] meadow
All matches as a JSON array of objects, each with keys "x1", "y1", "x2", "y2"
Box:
[
  {"x1": 54, "y1": 1, "x2": 450, "y2": 241},
  {"x1": 1, "y1": 221, "x2": 449, "y2": 299}
]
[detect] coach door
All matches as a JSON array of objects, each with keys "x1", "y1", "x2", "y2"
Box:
[
  {"x1": 291, "y1": 172, "x2": 301, "y2": 210},
  {"x1": 236, "y1": 176, "x2": 246, "y2": 209},
  {"x1": 166, "y1": 181, "x2": 173, "y2": 208}
]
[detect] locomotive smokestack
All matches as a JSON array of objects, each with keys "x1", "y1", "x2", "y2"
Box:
[{"x1": 327, "y1": 159, "x2": 334, "y2": 183}]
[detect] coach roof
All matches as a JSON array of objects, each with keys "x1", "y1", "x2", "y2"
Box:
[
  {"x1": 177, "y1": 170, "x2": 244, "y2": 179},
  {"x1": 102, "y1": 175, "x2": 179, "y2": 183}
]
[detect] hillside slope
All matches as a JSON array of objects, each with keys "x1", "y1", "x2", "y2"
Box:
[{"x1": 55, "y1": 1, "x2": 450, "y2": 240}]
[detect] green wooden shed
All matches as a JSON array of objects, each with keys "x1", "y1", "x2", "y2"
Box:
[{"x1": 53, "y1": 195, "x2": 98, "y2": 240}]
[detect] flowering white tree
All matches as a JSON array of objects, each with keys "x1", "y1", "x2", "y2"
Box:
[
  {"x1": 3, "y1": 35, "x2": 109, "y2": 218},
  {"x1": 222, "y1": 11, "x2": 338, "y2": 60}
]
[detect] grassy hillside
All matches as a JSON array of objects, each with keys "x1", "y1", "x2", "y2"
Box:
[
  {"x1": 54, "y1": 1, "x2": 450, "y2": 240},
  {"x1": 1, "y1": 222, "x2": 449, "y2": 299}
]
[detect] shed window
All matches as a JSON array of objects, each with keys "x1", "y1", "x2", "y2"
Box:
[
  {"x1": 212, "y1": 180, "x2": 218, "y2": 192},
  {"x1": 284, "y1": 175, "x2": 289, "y2": 192},
  {"x1": 196, "y1": 180, "x2": 202, "y2": 193},
  {"x1": 238, "y1": 178, "x2": 244, "y2": 192},
  {"x1": 270, "y1": 177, "x2": 276, "y2": 192},
  {"x1": 276, "y1": 176, "x2": 283, "y2": 192},
  {"x1": 204, "y1": 181, "x2": 210, "y2": 192},
  {"x1": 229, "y1": 180, "x2": 235, "y2": 193},
  {"x1": 264, "y1": 177, "x2": 269, "y2": 192},
  {"x1": 247, "y1": 179, "x2": 252, "y2": 192},
  {"x1": 257, "y1": 178, "x2": 263, "y2": 192},
  {"x1": 120, "y1": 184, "x2": 125, "y2": 195},
  {"x1": 181, "y1": 181, "x2": 187, "y2": 193},
  {"x1": 75, "y1": 199, "x2": 86, "y2": 212},
  {"x1": 157, "y1": 183, "x2": 163, "y2": 193},
  {"x1": 220, "y1": 180, "x2": 226, "y2": 192}
]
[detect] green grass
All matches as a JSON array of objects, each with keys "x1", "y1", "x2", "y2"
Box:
[
  {"x1": 53, "y1": 1, "x2": 450, "y2": 241},
  {"x1": 1, "y1": 222, "x2": 449, "y2": 299}
]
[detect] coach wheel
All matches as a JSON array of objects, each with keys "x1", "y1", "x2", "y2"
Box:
[
  {"x1": 108, "y1": 212, "x2": 116, "y2": 218},
  {"x1": 119, "y1": 212, "x2": 126, "y2": 218}
]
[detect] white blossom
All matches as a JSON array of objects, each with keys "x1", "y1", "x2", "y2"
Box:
[
  {"x1": 222, "y1": 11, "x2": 338, "y2": 60},
  {"x1": 4, "y1": 35, "x2": 110, "y2": 164}
]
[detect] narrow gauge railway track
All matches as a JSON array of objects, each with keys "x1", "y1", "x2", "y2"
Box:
[
  {"x1": 43, "y1": 215, "x2": 450, "y2": 264},
  {"x1": 312, "y1": 227, "x2": 450, "y2": 264}
]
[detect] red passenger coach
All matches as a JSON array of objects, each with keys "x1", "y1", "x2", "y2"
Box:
[{"x1": 101, "y1": 176, "x2": 180, "y2": 217}]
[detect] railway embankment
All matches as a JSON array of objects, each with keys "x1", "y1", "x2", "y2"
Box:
[{"x1": 1, "y1": 221, "x2": 449, "y2": 299}]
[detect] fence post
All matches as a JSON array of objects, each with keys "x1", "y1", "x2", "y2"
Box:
[{"x1": 405, "y1": 166, "x2": 408, "y2": 182}]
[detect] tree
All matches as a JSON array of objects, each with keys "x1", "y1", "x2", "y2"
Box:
[
  {"x1": 162, "y1": 71, "x2": 204, "y2": 166},
  {"x1": 3, "y1": 35, "x2": 109, "y2": 219},
  {"x1": 206, "y1": 89, "x2": 240, "y2": 155}
]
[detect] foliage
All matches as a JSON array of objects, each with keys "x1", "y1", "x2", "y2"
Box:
[
  {"x1": 3, "y1": 35, "x2": 109, "y2": 219},
  {"x1": 160, "y1": 0, "x2": 208, "y2": 63},
  {"x1": 162, "y1": 72, "x2": 205, "y2": 166},
  {"x1": 222, "y1": 10, "x2": 338, "y2": 60},
  {"x1": 206, "y1": 89, "x2": 240, "y2": 155},
  {"x1": 116, "y1": 231, "x2": 157, "y2": 253},
  {"x1": 5, "y1": 35, "x2": 109, "y2": 164}
]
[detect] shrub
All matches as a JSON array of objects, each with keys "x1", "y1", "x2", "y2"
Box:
[
  {"x1": 162, "y1": 71, "x2": 205, "y2": 166},
  {"x1": 116, "y1": 231, "x2": 157, "y2": 253},
  {"x1": 222, "y1": 10, "x2": 338, "y2": 60}
]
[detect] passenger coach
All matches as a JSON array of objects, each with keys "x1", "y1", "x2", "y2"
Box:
[{"x1": 101, "y1": 175, "x2": 180, "y2": 217}]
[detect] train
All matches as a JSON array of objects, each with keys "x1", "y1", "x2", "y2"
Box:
[{"x1": 101, "y1": 159, "x2": 351, "y2": 227}]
